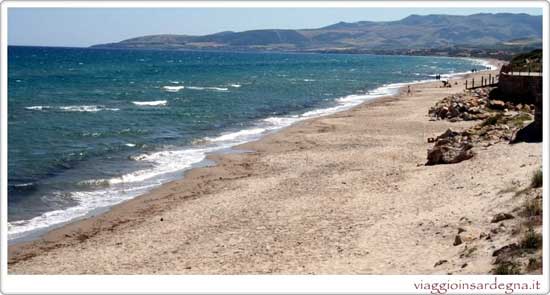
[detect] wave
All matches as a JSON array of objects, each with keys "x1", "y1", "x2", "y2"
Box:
[
  {"x1": 464, "y1": 57, "x2": 498, "y2": 71},
  {"x1": 229, "y1": 84, "x2": 241, "y2": 88},
  {"x1": 59, "y1": 105, "x2": 120, "y2": 112},
  {"x1": 25, "y1": 106, "x2": 51, "y2": 111},
  {"x1": 206, "y1": 128, "x2": 266, "y2": 143},
  {"x1": 186, "y1": 86, "x2": 229, "y2": 91},
  {"x1": 76, "y1": 178, "x2": 111, "y2": 188},
  {"x1": 132, "y1": 100, "x2": 167, "y2": 106},
  {"x1": 8, "y1": 145, "x2": 220, "y2": 240},
  {"x1": 25, "y1": 105, "x2": 119, "y2": 112},
  {"x1": 162, "y1": 85, "x2": 184, "y2": 92},
  {"x1": 9, "y1": 182, "x2": 37, "y2": 193},
  {"x1": 8, "y1": 183, "x2": 158, "y2": 241}
]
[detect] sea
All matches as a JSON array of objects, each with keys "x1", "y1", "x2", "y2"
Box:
[{"x1": 7, "y1": 46, "x2": 492, "y2": 242}]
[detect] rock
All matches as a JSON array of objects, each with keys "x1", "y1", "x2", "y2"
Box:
[
  {"x1": 493, "y1": 243, "x2": 521, "y2": 265},
  {"x1": 461, "y1": 113, "x2": 472, "y2": 120},
  {"x1": 428, "y1": 90, "x2": 496, "y2": 122},
  {"x1": 437, "y1": 129, "x2": 459, "y2": 139},
  {"x1": 492, "y1": 243, "x2": 519, "y2": 257},
  {"x1": 439, "y1": 106, "x2": 449, "y2": 118},
  {"x1": 469, "y1": 106, "x2": 481, "y2": 114},
  {"x1": 474, "y1": 113, "x2": 490, "y2": 120},
  {"x1": 489, "y1": 100, "x2": 506, "y2": 110},
  {"x1": 453, "y1": 235, "x2": 463, "y2": 246},
  {"x1": 458, "y1": 227, "x2": 466, "y2": 234},
  {"x1": 434, "y1": 259, "x2": 448, "y2": 267},
  {"x1": 448, "y1": 106, "x2": 459, "y2": 118},
  {"x1": 426, "y1": 143, "x2": 473, "y2": 165},
  {"x1": 491, "y1": 213, "x2": 514, "y2": 223}
]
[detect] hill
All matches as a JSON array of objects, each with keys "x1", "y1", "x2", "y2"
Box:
[{"x1": 91, "y1": 13, "x2": 542, "y2": 57}]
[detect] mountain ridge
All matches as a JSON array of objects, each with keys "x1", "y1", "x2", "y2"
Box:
[{"x1": 91, "y1": 13, "x2": 542, "y2": 57}]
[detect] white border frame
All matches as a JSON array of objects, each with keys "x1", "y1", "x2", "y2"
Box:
[{"x1": 1, "y1": 1, "x2": 549, "y2": 294}]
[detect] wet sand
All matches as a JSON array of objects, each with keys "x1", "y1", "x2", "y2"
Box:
[{"x1": 9, "y1": 63, "x2": 542, "y2": 274}]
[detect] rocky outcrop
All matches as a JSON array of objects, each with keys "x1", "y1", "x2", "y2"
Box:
[
  {"x1": 426, "y1": 129, "x2": 474, "y2": 165},
  {"x1": 429, "y1": 88, "x2": 492, "y2": 121},
  {"x1": 427, "y1": 86, "x2": 535, "y2": 166},
  {"x1": 491, "y1": 213, "x2": 515, "y2": 223},
  {"x1": 426, "y1": 112, "x2": 533, "y2": 165},
  {"x1": 428, "y1": 87, "x2": 534, "y2": 122}
]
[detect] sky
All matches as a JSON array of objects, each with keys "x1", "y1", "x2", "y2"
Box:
[{"x1": 8, "y1": 7, "x2": 543, "y2": 47}]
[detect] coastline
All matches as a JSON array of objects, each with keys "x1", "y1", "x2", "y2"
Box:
[
  {"x1": 10, "y1": 58, "x2": 540, "y2": 275},
  {"x1": 7, "y1": 57, "x2": 498, "y2": 243}
]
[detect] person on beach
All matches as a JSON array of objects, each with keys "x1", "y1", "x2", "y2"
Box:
[{"x1": 407, "y1": 85, "x2": 412, "y2": 96}]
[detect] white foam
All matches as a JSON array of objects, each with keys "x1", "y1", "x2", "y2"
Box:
[
  {"x1": 25, "y1": 105, "x2": 119, "y2": 112},
  {"x1": 7, "y1": 182, "x2": 159, "y2": 240},
  {"x1": 25, "y1": 106, "x2": 50, "y2": 111},
  {"x1": 8, "y1": 146, "x2": 220, "y2": 240},
  {"x1": 257, "y1": 84, "x2": 401, "y2": 132},
  {"x1": 125, "y1": 143, "x2": 136, "y2": 147},
  {"x1": 187, "y1": 86, "x2": 229, "y2": 91},
  {"x1": 206, "y1": 128, "x2": 266, "y2": 143},
  {"x1": 109, "y1": 148, "x2": 210, "y2": 185},
  {"x1": 162, "y1": 85, "x2": 184, "y2": 92},
  {"x1": 229, "y1": 84, "x2": 241, "y2": 88},
  {"x1": 132, "y1": 100, "x2": 167, "y2": 106},
  {"x1": 477, "y1": 58, "x2": 498, "y2": 70},
  {"x1": 59, "y1": 105, "x2": 120, "y2": 112},
  {"x1": 262, "y1": 116, "x2": 300, "y2": 126}
]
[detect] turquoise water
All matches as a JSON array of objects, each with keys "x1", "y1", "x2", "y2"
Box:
[{"x1": 8, "y1": 46, "x2": 488, "y2": 241}]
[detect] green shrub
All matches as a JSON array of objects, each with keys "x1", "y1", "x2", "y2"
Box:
[
  {"x1": 521, "y1": 227, "x2": 542, "y2": 249},
  {"x1": 531, "y1": 169, "x2": 542, "y2": 188},
  {"x1": 527, "y1": 257, "x2": 542, "y2": 271},
  {"x1": 493, "y1": 261, "x2": 521, "y2": 275},
  {"x1": 524, "y1": 198, "x2": 542, "y2": 217},
  {"x1": 510, "y1": 113, "x2": 533, "y2": 128},
  {"x1": 481, "y1": 114, "x2": 503, "y2": 126}
]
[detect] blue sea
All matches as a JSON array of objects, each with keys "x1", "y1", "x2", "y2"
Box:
[{"x1": 8, "y1": 46, "x2": 490, "y2": 241}]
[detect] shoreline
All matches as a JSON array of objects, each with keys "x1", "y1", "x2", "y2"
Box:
[
  {"x1": 7, "y1": 57, "x2": 498, "y2": 243},
  {"x1": 8, "y1": 57, "x2": 503, "y2": 245},
  {"x1": 10, "y1": 59, "x2": 536, "y2": 275}
]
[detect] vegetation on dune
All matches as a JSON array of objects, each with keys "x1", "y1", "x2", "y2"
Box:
[
  {"x1": 531, "y1": 169, "x2": 542, "y2": 188},
  {"x1": 520, "y1": 227, "x2": 542, "y2": 250},
  {"x1": 493, "y1": 260, "x2": 521, "y2": 275},
  {"x1": 508, "y1": 49, "x2": 542, "y2": 72}
]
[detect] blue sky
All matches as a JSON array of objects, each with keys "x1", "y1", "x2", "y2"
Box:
[{"x1": 8, "y1": 7, "x2": 543, "y2": 47}]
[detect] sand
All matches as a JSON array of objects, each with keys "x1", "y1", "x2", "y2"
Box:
[{"x1": 8, "y1": 64, "x2": 542, "y2": 274}]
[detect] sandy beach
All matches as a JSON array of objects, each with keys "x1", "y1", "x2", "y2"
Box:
[{"x1": 8, "y1": 63, "x2": 542, "y2": 274}]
